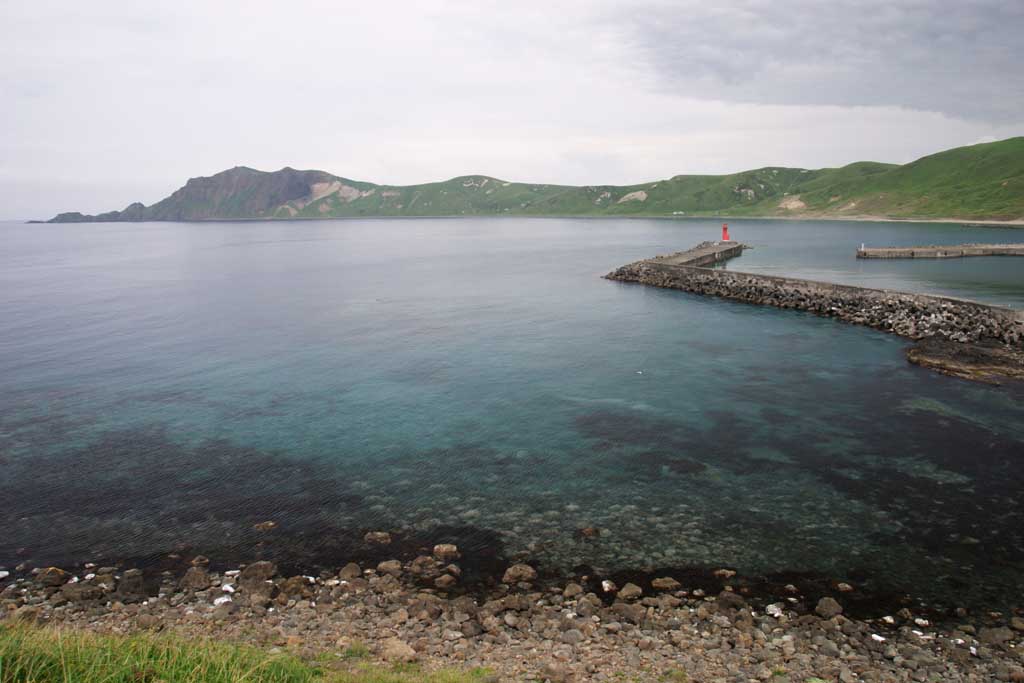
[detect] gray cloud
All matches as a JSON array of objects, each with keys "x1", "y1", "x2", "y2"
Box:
[
  {"x1": 617, "y1": 0, "x2": 1024, "y2": 121},
  {"x1": 0, "y1": 0, "x2": 1022, "y2": 219}
]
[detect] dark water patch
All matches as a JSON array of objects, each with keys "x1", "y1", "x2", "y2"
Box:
[
  {"x1": 386, "y1": 359, "x2": 453, "y2": 386},
  {"x1": 109, "y1": 388, "x2": 214, "y2": 408},
  {"x1": 0, "y1": 426, "x2": 366, "y2": 568},
  {"x1": 574, "y1": 410, "x2": 688, "y2": 449},
  {"x1": 576, "y1": 408, "x2": 795, "y2": 476},
  {"x1": 631, "y1": 450, "x2": 707, "y2": 479},
  {"x1": 0, "y1": 425, "x2": 512, "y2": 591}
]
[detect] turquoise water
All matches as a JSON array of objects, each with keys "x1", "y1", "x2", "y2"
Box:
[{"x1": 1, "y1": 217, "x2": 1023, "y2": 610}]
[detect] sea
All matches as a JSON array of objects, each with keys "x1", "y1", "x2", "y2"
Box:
[{"x1": 2, "y1": 217, "x2": 1023, "y2": 612}]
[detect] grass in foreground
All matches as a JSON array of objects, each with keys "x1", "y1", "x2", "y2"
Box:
[{"x1": 0, "y1": 624, "x2": 491, "y2": 683}]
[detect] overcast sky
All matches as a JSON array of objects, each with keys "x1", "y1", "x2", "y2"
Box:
[{"x1": 2, "y1": 0, "x2": 1022, "y2": 219}]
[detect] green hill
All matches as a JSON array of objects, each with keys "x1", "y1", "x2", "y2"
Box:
[{"x1": 48, "y1": 137, "x2": 1024, "y2": 223}]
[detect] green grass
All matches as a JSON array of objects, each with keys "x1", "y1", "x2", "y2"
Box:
[
  {"x1": 49, "y1": 137, "x2": 1024, "y2": 223},
  {"x1": 339, "y1": 642, "x2": 370, "y2": 661},
  {"x1": 0, "y1": 624, "x2": 491, "y2": 683}
]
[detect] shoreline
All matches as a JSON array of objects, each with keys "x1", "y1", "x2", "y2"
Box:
[
  {"x1": 19, "y1": 213, "x2": 1024, "y2": 227},
  {"x1": 4, "y1": 545, "x2": 1023, "y2": 682},
  {"x1": 1, "y1": 517, "x2": 1018, "y2": 626}
]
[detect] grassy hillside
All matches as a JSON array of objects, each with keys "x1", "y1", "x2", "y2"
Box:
[
  {"x1": 763, "y1": 137, "x2": 1024, "y2": 220},
  {"x1": 48, "y1": 137, "x2": 1024, "y2": 223}
]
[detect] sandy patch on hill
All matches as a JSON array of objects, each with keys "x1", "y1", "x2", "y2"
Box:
[
  {"x1": 778, "y1": 195, "x2": 807, "y2": 210},
  {"x1": 309, "y1": 181, "x2": 342, "y2": 203},
  {"x1": 617, "y1": 190, "x2": 647, "y2": 204}
]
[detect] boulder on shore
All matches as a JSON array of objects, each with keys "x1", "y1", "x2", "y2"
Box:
[{"x1": 502, "y1": 564, "x2": 538, "y2": 584}]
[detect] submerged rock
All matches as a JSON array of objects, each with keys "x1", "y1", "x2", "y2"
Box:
[
  {"x1": 716, "y1": 590, "x2": 746, "y2": 611},
  {"x1": 432, "y1": 544, "x2": 460, "y2": 562},
  {"x1": 502, "y1": 563, "x2": 537, "y2": 584},
  {"x1": 364, "y1": 531, "x2": 392, "y2": 545},
  {"x1": 651, "y1": 576, "x2": 681, "y2": 591},
  {"x1": 618, "y1": 583, "x2": 643, "y2": 600}
]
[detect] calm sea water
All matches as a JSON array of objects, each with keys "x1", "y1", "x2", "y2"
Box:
[{"x1": 2, "y1": 217, "x2": 1023, "y2": 610}]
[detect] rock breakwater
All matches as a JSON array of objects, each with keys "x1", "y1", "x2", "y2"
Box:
[{"x1": 606, "y1": 252, "x2": 1024, "y2": 347}]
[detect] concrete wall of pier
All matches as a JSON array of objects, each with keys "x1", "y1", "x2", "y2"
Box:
[{"x1": 857, "y1": 244, "x2": 1024, "y2": 259}]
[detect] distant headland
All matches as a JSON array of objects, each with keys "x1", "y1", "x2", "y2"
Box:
[{"x1": 43, "y1": 137, "x2": 1024, "y2": 224}]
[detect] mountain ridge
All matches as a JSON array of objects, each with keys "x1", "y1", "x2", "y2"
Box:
[{"x1": 46, "y1": 137, "x2": 1024, "y2": 223}]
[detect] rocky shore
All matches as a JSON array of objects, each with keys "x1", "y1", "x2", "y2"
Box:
[{"x1": 4, "y1": 545, "x2": 1024, "y2": 682}]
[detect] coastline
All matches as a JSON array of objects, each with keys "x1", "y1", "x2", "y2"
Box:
[
  {"x1": 22, "y1": 213, "x2": 1024, "y2": 226},
  {"x1": 4, "y1": 544, "x2": 1023, "y2": 682}
]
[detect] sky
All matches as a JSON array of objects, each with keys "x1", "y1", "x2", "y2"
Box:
[{"x1": 2, "y1": 0, "x2": 1023, "y2": 219}]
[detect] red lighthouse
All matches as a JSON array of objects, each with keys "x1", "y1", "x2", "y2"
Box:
[{"x1": 722, "y1": 223, "x2": 730, "y2": 241}]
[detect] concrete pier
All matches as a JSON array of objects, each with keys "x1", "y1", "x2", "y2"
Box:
[
  {"x1": 648, "y1": 241, "x2": 747, "y2": 267},
  {"x1": 856, "y1": 243, "x2": 1024, "y2": 259}
]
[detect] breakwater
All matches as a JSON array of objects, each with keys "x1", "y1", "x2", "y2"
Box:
[
  {"x1": 857, "y1": 243, "x2": 1024, "y2": 259},
  {"x1": 606, "y1": 243, "x2": 1024, "y2": 346}
]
